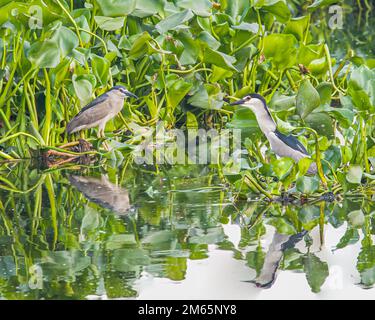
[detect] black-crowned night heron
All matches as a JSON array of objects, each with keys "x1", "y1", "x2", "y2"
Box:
[
  {"x1": 230, "y1": 93, "x2": 317, "y2": 175},
  {"x1": 66, "y1": 85, "x2": 137, "y2": 140}
]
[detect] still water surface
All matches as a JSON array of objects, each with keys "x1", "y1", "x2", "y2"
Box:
[{"x1": 0, "y1": 162, "x2": 374, "y2": 299}]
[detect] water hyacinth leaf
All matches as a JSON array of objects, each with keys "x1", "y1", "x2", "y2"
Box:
[
  {"x1": 271, "y1": 157, "x2": 294, "y2": 180},
  {"x1": 51, "y1": 26, "x2": 79, "y2": 57},
  {"x1": 334, "y1": 227, "x2": 359, "y2": 250},
  {"x1": 94, "y1": 16, "x2": 125, "y2": 31},
  {"x1": 72, "y1": 74, "x2": 96, "y2": 105},
  {"x1": 296, "y1": 176, "x2": 319, "y2": 194},
  {"x1": 296, "y1": 79, "x2": 321, "y2": 119},
  {"x1": 155, "y1": 9, "x2": 194, "y2": 34},
  {"x1": 96, "y1": 0, "x2": 136, "y2": 17},
  {"x1": 210, "y1": 65, "x2": 233, "y2": 82},
  {"x1": 188, "y1": 84, "x2": 224, "y2": 110},
  {"x1": 316, "y1": 82, "x2": 333, "y2": 106},
  {"x1": 304, "y1": 253, "x2": 329, "y2": 293},
  {"x1": 91, "y1": 54, "x2": 110, "y2": 85},
  {"x1": 75, "y1": 15, "x2": 91, "y2": 44},
  {"x1": 27, "y1": 40, "x2": 60, "y2": 68},
  {"x1": 346, "y1": 165, "x2": 363, "y2": 184},
  {"x1": 256, "y1": 0, "x2": 291, "y2": 23},
  {"x1": 304, "y1": 112, "x2": 334, "y2": 138},
  {"x1": 132, "y1": 0, "x2": 165, "y2": 18},
  {"x1": 198, "y1": 31, "x2": 221, "y2": 50},
  {"x1": 175, "y1": 32, "x2": 199, "y2": 65},
  {"x1": 128, "y1": 32, "x2": 152, "y2": 60},
  {"x1": 80, "y1": 206, "x2": 100, "y2": 235},
  {"x1": 308, "y1": 0, "x2": 342, "y2": 11},
  {"x1": 348, "y1": 65, "x2": 375, "y2": 109},
  {"x1": 284, "y1": 16, "x2": 309, "y2": 41},
  {"x1": 263, "y1": 34, "x2": 297, "y2": 70},
  {"x1": 203, "y1": 47, "x2": 237, "y2": 71},
  {"x1": 225, "y1": 0, "x2": 250, "y2": 19},
  {"x1": 166, "y1": 75, "x2": 193, "y2": 108},
  {"x1": 175, "y1": 0, "x2": 212, "y2": 17},
  {"x1": 227, "y1": 107, "x2": 262, "y2": 139}
]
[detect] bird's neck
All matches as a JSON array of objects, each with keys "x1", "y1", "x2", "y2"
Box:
[{"x1": 251, "y1": 105, "x2": 277, "y2": 136}]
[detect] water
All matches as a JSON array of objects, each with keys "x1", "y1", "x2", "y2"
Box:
[{"x1": 0, "y1": 161, "x2": 374, "y2": 299}]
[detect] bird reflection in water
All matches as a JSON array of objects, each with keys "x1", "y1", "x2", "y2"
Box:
[
  {"x1": 252, "y1": 230, "x2": 307, "y2": 288},
  {"x1": 68, "y1": 175, "x2": 131, "y2": 215}
]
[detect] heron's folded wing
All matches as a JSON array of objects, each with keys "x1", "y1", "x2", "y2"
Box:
[
  {"x1": 274, "y1": 130, "x2": 309, "y2": 155},
  {"x1": 67, "y1": 94, "x2": 111, "y2": 133}
]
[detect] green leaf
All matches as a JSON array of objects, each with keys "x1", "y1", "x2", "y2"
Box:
[
  {"x1": 166, "y1": 75, "x2": 193, "y2": 108},
  {"x1": 203, "y1": 47, "x2": 237, "y2": 71},
  {"x1": 96, "y1": 0, "x2": 136, "y2": 17},
  {"x1": 263, "y1": 34, "x2": 297, "y2": 70},
  {"x1": 304, "y1": 253, "x2": 329, "y2": 293},
  {"x1": 346, "y1": 165, "x2": 363, "y2": 184},
  {"x1": 284, "y1": 16, "x2": 309, "y2": 41},
  {"x1": 91, "y1": 54, "x2": 110, "y2": 85},
  {"x1": 296, "y1": 176, "x2": 319, "y2": 194},
  {"x1": 132, "y1": 0, "x2": 165, "y2": 18},
  {"x1": 27, "y1": 41, "x2": 60, "y2": 68},
  {"x1": 271, "y1": 157, "x2": 294, "y2": 180},
  {"x1": 155, "y1": 9, "x2": 194, "y2": 34},
  {"x1": 188, "y1": 84, "x2": 224, "y2": 110},
  {"x1": 256, "y1": 0, "x2": 291, "y2": 23},
  {"x1": 94, "y1": 16, "x2": 125, "y2": 31},
  {"x1": 304, "y1": 112, "x2": 334, "y2": 138},
  {"x1": 128, "y1": 32, "x2": 152, "y2": 60},
  {"x1": 308, "y1": 0, "x2": 340, "y2": 11},
  {"x1": 296, "y1": 79, "x2": 321, "y2": 119},
  {"x1": 175, "y1": 0, "x2": 212, "y2": 17},
  {"x1": 51, "y1": 25, "x2": 79, "y2": 57},
  {"x1": 72, "y1": 74, "x2": 97, "y2": 105}
]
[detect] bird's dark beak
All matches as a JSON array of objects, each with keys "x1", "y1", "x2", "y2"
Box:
[
  {"x1": 125, "y1": 91, "x2": 138, "y2": 99},
  {"x1": 229, "y1": 98, "x2": 246, "y2": 106}
]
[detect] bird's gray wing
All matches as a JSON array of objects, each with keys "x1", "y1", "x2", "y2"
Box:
[
  {"x1": 274, "y1": 130, "x2": 309, "y2": 155},
  {"x1": 67, "y1": 93, "x2": 111, "y2": 133}
]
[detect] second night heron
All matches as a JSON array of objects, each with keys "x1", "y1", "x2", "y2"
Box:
[
  {"x1": 66, "y1": 85, "x2": 137, "y2": 139},
  {"x1": 230, "y1": 94, "x2": 317, "y2": 175}
]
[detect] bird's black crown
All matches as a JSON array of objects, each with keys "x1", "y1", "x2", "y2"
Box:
[{"x1": 249, "y1": 93, "x2": 266, "y2": 106}]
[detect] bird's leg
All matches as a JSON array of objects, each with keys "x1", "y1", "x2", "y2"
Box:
[{"x1": 98, "y1": 128, "x2": 110, "y2": 151}]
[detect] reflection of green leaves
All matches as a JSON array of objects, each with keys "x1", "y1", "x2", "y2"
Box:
[
  {"x1": 357, "y1": 245, "x2": 375, "y2": 287},
  {"x1": 346, "y1": 165, "x2": 363, "y2": 184},
  {"x1": 304, "y1": 253, "x2": 329, "y2": 293},
  {"x1": 334, "y1": 227, "x2": 359, "y2": 250},
  {"x1": 296, "y1": 176, "x2": 319, "y2": 194},
  {"x1": 246, "y1": 245, "x2": 265, "y2": 276}
]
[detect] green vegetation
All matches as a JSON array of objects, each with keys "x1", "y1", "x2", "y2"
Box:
[{"x1": 0, "y1": 0, "x2": 375, "y2": 299}]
